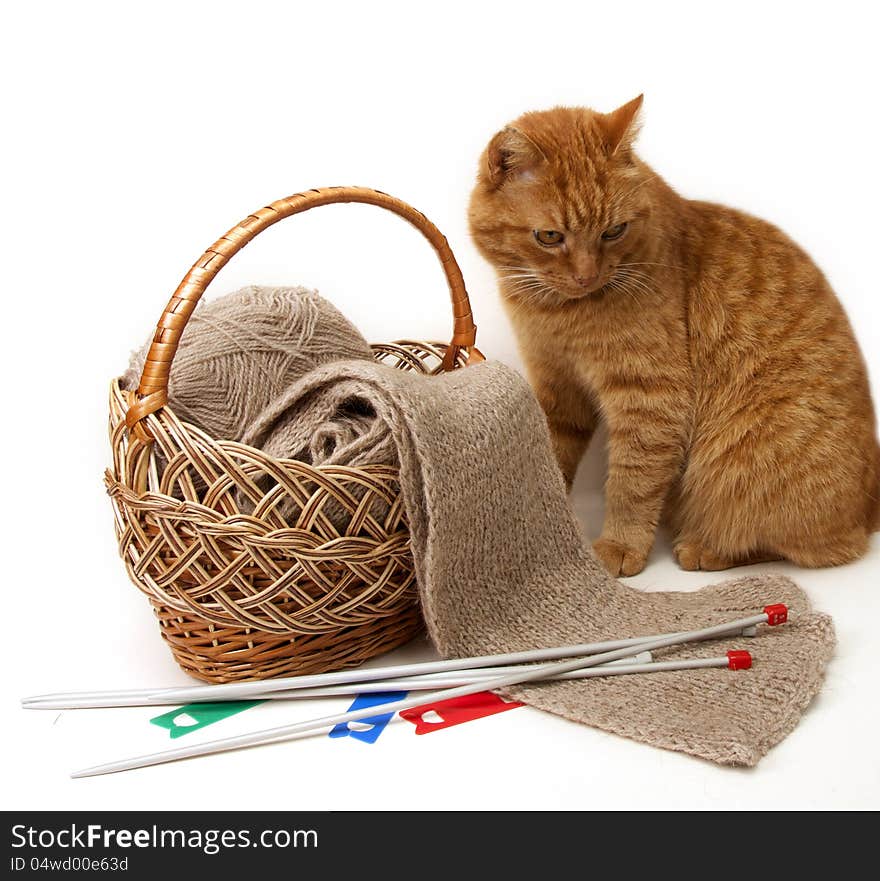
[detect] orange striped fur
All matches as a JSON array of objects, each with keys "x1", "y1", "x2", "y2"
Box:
[{"x1": 468, "y1": 97, "x2": 879, "y2": 576}]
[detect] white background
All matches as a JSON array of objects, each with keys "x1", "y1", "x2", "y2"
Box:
[{"x1": 2, "y1": 1, "x2": 878, "y2": 810}]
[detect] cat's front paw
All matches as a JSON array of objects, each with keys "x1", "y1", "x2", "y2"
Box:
[
  {"x1": 592, "y1": 537, "x2": 647, "y2": 577},
  {"x1": 674, "y1": 541, "x2": 728, "y2": 571},
  {"x1": 673, "y1": 542, "x2": 780, "y2": 571}
]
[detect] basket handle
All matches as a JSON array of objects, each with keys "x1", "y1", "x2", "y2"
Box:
[{"x1": 126, "y1": 186, "x2": 482, "y2": 439}]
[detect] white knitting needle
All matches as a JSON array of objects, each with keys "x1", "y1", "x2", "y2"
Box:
[
  {"x1": 23, "y1": 607, "x2": 777, "y2": 710},
  {"x1": 70, "y1": 610, "x2": 776, "y2": 777},
  {"x1": 366, "y1": 653, "x2": 748, "y2": 688},
  {"x1": 22, "y1": 608, "x2": 771, "y2": 709},
  {"x1": 139, "y1": 607, "x2": 781, "y2": 705},
  {"x1": 21, "y1": 654, "x2": 652, "y2": 710},
  {"x1": 22, "y1": 687, "x2": 163, "y2": 708},
  {"x1": 215, "y1": 652, "x2": 739, "y2": 695},
  {"x1": 125, "y1": 653, "x2": 729, "y2": 699}
]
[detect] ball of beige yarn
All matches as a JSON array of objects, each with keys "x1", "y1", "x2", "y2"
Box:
[{"x1": 123, "y1": 285, "x2": 375, "y2": 441}]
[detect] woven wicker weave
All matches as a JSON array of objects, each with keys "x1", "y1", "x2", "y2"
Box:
[{"x1": 107, "y1": 188, "x2": 483, "y2": 683}]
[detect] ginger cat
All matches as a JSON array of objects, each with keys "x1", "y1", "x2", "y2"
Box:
[{"x1": 469, "y1": 95, "x2": 879, "y2": 576}]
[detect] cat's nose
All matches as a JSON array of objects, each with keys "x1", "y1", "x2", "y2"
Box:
[{"x1": 574, "y1": 274, "x2": 598, "y2": 288}]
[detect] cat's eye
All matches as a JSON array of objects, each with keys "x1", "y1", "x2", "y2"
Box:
[
  {"x1": 534, "y1": 230, "x2": 565, "y2": 247},
  {"x1": 601, "y1": 222, "x2": 628, "y2": 241}
]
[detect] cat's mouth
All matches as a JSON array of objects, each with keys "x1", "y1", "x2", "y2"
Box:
[
  {"x1": 547, "y1": 276, "x2": 610, "y2": 300},
  {"x1": 500, "y1": 270, "x2": 609, "y2": 303},
  {"x1": 551, "y1": 268, "x2": 641, "y2": 300}
]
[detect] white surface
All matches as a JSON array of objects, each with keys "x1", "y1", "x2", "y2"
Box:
[{"x1": 2, "y1": 1, "x2": 878, "y2": 810}]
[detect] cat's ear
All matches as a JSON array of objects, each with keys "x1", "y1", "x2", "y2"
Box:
[
  {"x1": 485, "y1": 126, "x2": 543, "y2": 187},
  {"x1": 600, "y1": 94, "x2": 644, "y2": 156}
]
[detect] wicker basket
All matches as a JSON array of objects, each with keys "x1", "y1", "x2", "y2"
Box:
[{"x1": 106, "y1": 186, "x2": 483, "y2": 683}]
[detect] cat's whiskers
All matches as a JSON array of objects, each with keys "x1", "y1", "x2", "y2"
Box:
[
  {"x1": 502, "y1": 279, "x2": 555, "y2": 304},
  {"x1": 615, "y1": 273, "x2": 655, "y2": 296},
  {"x1": 604, "y1": 277, "x2": 636, "y2": 298},
  {"x1": 500, "y1": 274, "x2": 542, "y2": 288},
  {"x1": 499, "y1": 274, "x2": 540, "y2": 286},
  {"x1": 498, "y1": 268, "x2": 540, "y2": 280},
  {"x1": 508, "y1": 277, "x2": 559, "y2": 307},
  {"x1": 608, "y1": 268, "x2": 659, "y2": 300},
  {"x1": 617, "y1": 260, "x2": 683, "y2": 272},
  {"x1": 615, "y1": 277, "x2": 656, "y2": 299},
  {"x1": 523, "y1": 287, "x2": 557, "y2": 306},
  {"x1": 501, "y1": 264, "x2": 661, "y2": 306},
  {"x1": 605, "y1": 278, "x2": 651, "y2": 303},
  {"x1": 499, "y1": 274, "x2": 540, "y2": 284},
  {"x1": 508, "y1": 286, "x2": 548, "y2": 302},
  {"x1": 500, "y1": 264, "x2": 662, "y2": 304},
  {"x1": 497, "y1": 268, "x2": 561, "y2": 306},
  {"x1": 615, "y1": 266, "x2": 657, "y2": 285}
]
